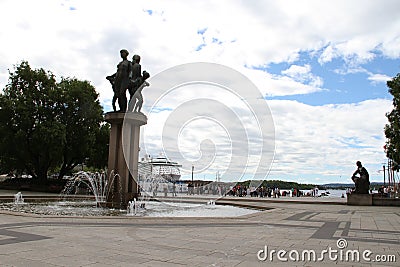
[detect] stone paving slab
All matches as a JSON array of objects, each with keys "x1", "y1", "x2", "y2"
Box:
[{"x1": 0, "y1": 195, "x2": 399, "y2": 266}]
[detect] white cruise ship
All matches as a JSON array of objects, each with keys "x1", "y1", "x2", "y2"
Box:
[{"x1": 138, "y1": 155, "x2": 182, "y2": 182}]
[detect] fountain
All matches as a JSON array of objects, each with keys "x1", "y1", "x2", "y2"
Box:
[
  {"x1": 59, "y1": 171, "x2": 123, "y2": 208},
  {"x1": 0, "y1": 192, "x2": 257, "y2": 217},
  {"x1": 127, "y1": 199, "x2": 137, "y2": 215},
  {"x1": 126, "y1": 198, "x2": 147, "y2": 216},
  {"x1": 207, "y1": 200, "x2": 215, "y2": 205},
  {"x1": 0, "y1": 166, "x2": 259, "y2": 217},
  {"x1": 0, "y1": 171, "x2": 257, "y2": 217},
  {"x1": 14, "y1": 192, "x2": 24, "y2": 204},
  {"x1": 0, "y1": 56, "x2": 263, "y2": 217}
]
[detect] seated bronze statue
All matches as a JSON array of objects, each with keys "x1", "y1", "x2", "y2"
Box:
[{"x1": 351, "y1": 161, "x2": 370, "y2": 194}]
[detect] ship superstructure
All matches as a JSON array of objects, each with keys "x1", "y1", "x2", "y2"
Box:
[{"x1": 138, "y1": 155, "x2": 181, "y2": 182}]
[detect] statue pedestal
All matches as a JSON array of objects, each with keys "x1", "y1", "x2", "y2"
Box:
[
  {"x1": 347, "y1": 193, "x2": 372, "y2": 206},
  {"x1": 105, "y1": 112, "x2": 147, "y2": 208}
]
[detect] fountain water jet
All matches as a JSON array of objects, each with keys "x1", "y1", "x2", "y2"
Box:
[
  {"x1": 14, "y1": 192, "x2": 24, "y2": 204},
  {"x1": 60, "y1": 171, "x2": 123, "y2": 208}
]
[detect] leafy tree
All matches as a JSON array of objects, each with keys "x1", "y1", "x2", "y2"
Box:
[
  {"x1": 238, "y1": 180, "x2": 317, "y2": 190},
  {"x1": 56, "y1": 78, "x2": 104, "y2": 179},
  {"x1": 384, "y1": 73, "x2": 400, "y2": 171},
  {"x1": 0, "y1": 61, "x2": 107, "y2": 181},
  {"x1": 86, "y1": 123, "x2": 110, "y2": 170},
  {"x1": 0, "y1": 61, "x2": 65, "y2": 181}
]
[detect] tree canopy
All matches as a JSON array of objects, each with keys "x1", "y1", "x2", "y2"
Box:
[
  {"x1": 237, "y1": 179, "x2": 317, "y2": 190},
  {"x1": 56, "y1": 77, "x2": 105, "y2": 179},
  {"x1": 0, "y1": 61, "x2": 108, "y2": 180},
  {"x1": 384, "y1": 73, "x2": 400, "y2": 171}
]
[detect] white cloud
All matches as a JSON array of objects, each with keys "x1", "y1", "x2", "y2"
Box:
[
  {"x1": 0, "y1": 0, "x2": 399, "y2": 183},
  {"x1": 281, "y1": 64, "x2": 323, "y2": 87},
  {"x1": 268, "y1": 98, "x2": 392, "y2": 182},
  {"x1": 368, "y1": 73, "x2": 392, "y2": 84},
  {"x1": 139, "y1": 63, "x2": 275, "y2": 181},
  {"x1": 319, "y1": 45, "x2": 339, "y2": 64},
  {"x1": 140, "y1": 94, "x2": 392, "y2": 184},
  {"x1": 379, "y1": 35, "x2": 400, "y2": 58},
  {"x1": 238, "y1": 66, "x2": 325, "y2": 97}
]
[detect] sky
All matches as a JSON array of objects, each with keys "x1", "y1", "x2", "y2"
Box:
[{"x1": 1, "y1": 0, "x2": 400, "y2": 185}]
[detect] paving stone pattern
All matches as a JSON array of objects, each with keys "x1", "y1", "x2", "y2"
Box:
[{"x1": 0, "y1": 198, "x2": 399, "y2": 266}]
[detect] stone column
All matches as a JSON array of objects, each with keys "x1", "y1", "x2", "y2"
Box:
[{"x1": 105, "y1": 112, "x2": 147, "y2": 208}]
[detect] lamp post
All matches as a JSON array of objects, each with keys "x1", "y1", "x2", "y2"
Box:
[
  {"x1": 383, "y1": 164, "x2": 386, "y2": 187},
  {"x1": 191, "y1": 165, "x2": 194, "y2": 182}
]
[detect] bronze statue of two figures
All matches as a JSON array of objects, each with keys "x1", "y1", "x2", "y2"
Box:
[{"x1": 107, "y1": 49, "x2": 150, "y2": 113}]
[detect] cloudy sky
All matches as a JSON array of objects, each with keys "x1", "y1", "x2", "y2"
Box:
[{"x1": 1, "y1": 0, "x2": 399, "y2": 184}]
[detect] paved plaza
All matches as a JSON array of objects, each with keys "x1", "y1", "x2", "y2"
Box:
[{"x1": 0, "y1": 192, "x2": 399, "y2": 266}]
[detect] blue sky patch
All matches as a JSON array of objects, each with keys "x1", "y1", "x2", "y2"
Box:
[
  {"x1": 196, "y1": 43, "x2": 206, "y2": 51},
  {"x1": 144, "y1": 9, "x2": 153, "y2": 15},
  {"x1": 264, "y1": 50, "x2": 396, "y2": 105},
  {"x1": 197, "y1": 28, "x2": 207, "y2": 35}
]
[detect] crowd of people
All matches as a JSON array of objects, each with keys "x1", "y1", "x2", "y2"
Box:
[
  {"x1": 144, "y1": 182, "x2": 320, "y2": 198},
  {"x1": 225, "y1": 185, "x2": 307, "y2": 198}
]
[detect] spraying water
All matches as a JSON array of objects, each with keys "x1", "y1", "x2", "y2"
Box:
[{"x1": 14, "y1": 192, "x2": 24, "y2": 204}]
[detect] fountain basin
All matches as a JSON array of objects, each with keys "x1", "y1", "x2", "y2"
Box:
[{"x1": 0, "y1": 200, "x2": 259, "y2": 217}]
